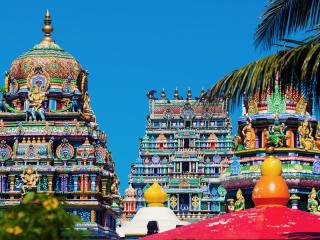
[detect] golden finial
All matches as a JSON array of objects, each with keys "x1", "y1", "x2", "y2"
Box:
[
  {"x1": 144, "y1": 182, "x2": 167, "y2": 207},
  {"x1": 41, "y1": 10, "x2": 54, "y2": 44}
]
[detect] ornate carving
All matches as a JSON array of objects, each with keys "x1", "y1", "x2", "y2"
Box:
[
  {"x1": 21, "y1": 166, "x2": 39, "y2": 195},
  {"x1": 0, "y1": 140, "x2": 12, "y2": 161},
  {"x1": 296, "y1": 96, "x2": 307, "y2": 115},
  {"x1": 266, "y1": 113, "x2": 288, "y2": 148},
  {"x1": 298, "y1": 118, "x2": 315, "y2": 150},
  {"x1": 242, "y1": 117, "x2": 256, "y2": 149},
  {"x1": 234, "y1": 189, "x2": 245, "y2": 211},
  {"x1": 56, "y1": 138, "x2": 74, "y2": 160},
  {"x1": 307, "y1": 188, "x2": 320, "y2": 214}
]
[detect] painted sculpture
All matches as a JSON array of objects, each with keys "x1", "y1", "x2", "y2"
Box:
[
  {"x1": 315, "y1": 122, "x2": 320, "y2": 150},
  {"x1": 26, "y1": 85, "x2": 46, "y2": 121},
  {"x1": 298, "y1": 118, "x2": 315, "y2": 150},
  {"x1": 234, "y1": 189, "x2": 245, "y2": 211},
  {"x1": 307, "y1": 188, "x2": 320, "y2": 214},
  {"x1": 225, "y1": 83, "x2": 320, "y2": 213},
  {"x1": 242, "y1": 117, "x2": 256, "y2": 149},
  {"x1": 266, "y1": 113, "x2": 287, "y2": 148},
  {"x1": 21, "y1": 166, "x2": 39, "y2": 195}
]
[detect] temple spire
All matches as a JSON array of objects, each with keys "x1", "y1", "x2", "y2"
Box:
[
  {"x1": 187, "y1": 88, "x2": 192, "y2": 100},
  {"x1": 174, "y1": 88, "x2": 179, "y2": 100},
  {"x1": 161, "y1": 88, "x2": 166, "y2": 100},
  {"x1": 41, "y1": 10, "x2": 55, "y2": 44}
]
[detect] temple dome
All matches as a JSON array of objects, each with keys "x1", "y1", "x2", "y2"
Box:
[{"x1": 7, "y1": 11, "x2": 83, "y2": 95}]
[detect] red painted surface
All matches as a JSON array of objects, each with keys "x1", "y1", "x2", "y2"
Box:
[{"x1": 142, "y1": 206, "x2": 320, "y2": 240}]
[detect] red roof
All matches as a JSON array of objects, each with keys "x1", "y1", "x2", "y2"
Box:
[{"x1": 142, "y1": 206, "x2": 320, "y2": 240}]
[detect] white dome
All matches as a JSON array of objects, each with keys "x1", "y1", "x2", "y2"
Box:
[{"x1": 117, "y1": 206, "x2": 189, "y2": 237}]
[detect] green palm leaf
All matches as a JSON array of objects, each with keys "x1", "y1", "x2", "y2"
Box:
[
  {"x1": 256, "y1": 0, "x2": 320, "y2": 49},
  {"x1": 205, "y1": 39, "x2": 320, "y2": 107}
]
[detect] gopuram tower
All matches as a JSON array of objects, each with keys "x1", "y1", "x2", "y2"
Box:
[
  {"x1": 122, "y1": 89, "x2": 234, "y2": 222},
  {"x1": 0, "y1": 11, "x2": 121, "y2": 238}
]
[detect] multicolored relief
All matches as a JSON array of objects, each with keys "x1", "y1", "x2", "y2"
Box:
[
  {"x1": 122, "y1": 89, "x2": 233, "y2": 223},
  {"x1": 0, "y1": 12, "x2": 120, "y2": 239},
  {"x1": 223, "y1": 82, "x2": 320, "y2": 211}
]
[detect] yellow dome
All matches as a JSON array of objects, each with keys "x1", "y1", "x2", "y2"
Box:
[
  {"x1": 144, "y1": 182, "x2": 167, "y2": 207},
  {"x1": 261, "y1": 155, "x2": 282, "y2": 176}
]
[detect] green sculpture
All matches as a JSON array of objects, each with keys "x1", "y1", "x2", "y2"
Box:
[
  {"x1": 307, "y1": 188, "x2": 320, "y2": 214},
  {"x1": 234, "y1": 189, "x2": 245, "y2": 211},
  {"x1": 266, "y1": 113, "x2": 288, "y2": 148}
]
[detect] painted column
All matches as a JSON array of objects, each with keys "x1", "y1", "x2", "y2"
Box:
[
  {"x1": 64, "y1": 175, "x2": 68, "y2": 192},
  {"x1": 90, "y1": 174, "x2": 96, "y2": 192},
  {"x1": 9, "y1": 175, "x2": 15, "y2": 200},
  {"x1": 73, "y1": 175, "x2": 79, "y2": 192},
  {"x1": 101, "y1": 179, "x2": 107, "y2": 197},
  {"x1": 9, "y1": 175, "x2": 15, "y2": 192},
  {"x1": 90, "y1": 209, "x2": 96, "y2": 222},
  {"x1": 47, "y1": 174, "x2": 53, "y2": 192},
  {"x1": 84, "y1": 175, "x2": 89, "y2": 192}
]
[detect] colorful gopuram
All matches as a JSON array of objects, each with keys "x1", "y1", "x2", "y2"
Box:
[
  {"x1": 122, "y1": 89, "x2": 234, "y2": 222},
  {"x1": 0, "y1": 11, "x2": 121, "y2": 238},
  {"x1": 223, "y1": 83, "x2": 320, "y2": 211}
]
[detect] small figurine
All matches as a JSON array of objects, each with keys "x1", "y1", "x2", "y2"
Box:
[
  {"x1": 307, "y1": 187, "x2": 320, "y2": 214},
  {"x1": 266, "y1": 113, "x2": 288, "y2": 148},
  {"x1": 226, "y1": 198, "x2": 235, "y2": 213},
  {"x1": 26, "y1": 85, "x2": 46, "y2": 121},
  {"x1": 315, "y1": 122, "x2": 320, "y2": 150},
  {"x1": 21, "y1": 166, "x2": 39, "y2": 195},
  {"x1": 298, "y1": 118, "x2": 315, "y2": 150},
  {"x1": 234, "y1": 188, "x2": 245, "y2": 211},
  {"x1": 111, "y1": 176, "x2": 120, "y2": 195},
  {"x1": 242, "y1": 117, "x2": 256, "y2": 149},
  {"x1": 83, "y1": 92, "x2": 92, "y2": 113}
]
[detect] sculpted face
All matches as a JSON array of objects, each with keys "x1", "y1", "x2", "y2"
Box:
[{"x1": 26, "y1": 168, "x2": 32, "y2": 174}]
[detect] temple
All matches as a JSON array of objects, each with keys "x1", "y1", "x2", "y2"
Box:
[
  {"x1": 122, "y1": 89, "x2": 234, "y2": 222},
  {"x1": 223, "y1": 83, "x2": 320, "y2": 211},
  {"x1": 0, "y1": 11, "x2": 121, "y2": 238}
]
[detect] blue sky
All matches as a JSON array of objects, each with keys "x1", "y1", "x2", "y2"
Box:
[{"x1": 0, "y1": 1, "x2": 273, "y2": 193}]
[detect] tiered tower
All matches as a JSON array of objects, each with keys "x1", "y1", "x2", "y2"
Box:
[
  {"x1": 0, "y1": 12, "x2": 121, "y2": 238},
  {"x1": 122, "y1": 89, "x2": 234, "y2": 222},
  {"x1": 223, "y1": 83, "x2": 320, "y2": 210}
]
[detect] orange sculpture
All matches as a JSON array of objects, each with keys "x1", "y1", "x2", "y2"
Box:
[{"x1": 252, "y1": 155, "x2": 289, "y2": 207}]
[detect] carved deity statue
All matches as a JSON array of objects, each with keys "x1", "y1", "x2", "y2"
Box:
[
  {"x1": 83, "y1": 92, "x2": 92, "y2": 113},
  {"x1": 307, "y1": 187, "x2": 320, "y2": 214},
  {"x1": 242, "y1": 117, "x2": 256, "y2": 149},
  {"x1": 26, "y1": 86, "x2": 46, "y2": 121},
  {"x1": 21, "y1": 166, "x2": 39, "y2": 195},
  {"x1": 298, "y1": 118, "x2": 314, "y2": 150},
  {"x1": 315, "y1": 122, "x2": 320, "y2": 150},
  {"x1": 226, "y1": 199, "x2": 235, "y2": 213},
  {"x1": 266, "y1": 113, "x2": 288, "y2": 148},
  {"x1": 234, "y1": 188, "x2": 245, "y2": 211},
  {"x1": 111, "y1": 176, "x2": 119, "y2": 195}
]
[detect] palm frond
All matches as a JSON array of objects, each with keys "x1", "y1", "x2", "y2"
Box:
[
  {"x1": 255, "y1": 0, "x2": 320, "y2": 49},
  {"x1": 205, "y1": 39, "x2": 320, "y2": 108}
]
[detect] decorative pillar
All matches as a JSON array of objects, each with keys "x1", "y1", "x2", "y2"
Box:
[
  {"x1": 101, "y1": 179, "x2": 107, "y2": 197},
  {"x1": 47, "y1": 174, "x2": 53, "y2": 192},
  {"x1": 90, "y1": 175, "x2": 96, "y2": 192},
  {"x1": 84, "y1": 175, "x2": 89, "y2": 192},
  {"x1": 90, "y1": 209, "x2": 96, "y2": 222},
  {"x1": 9, "y1": 175, "x2": 15, "y2": 199},
  {"x1": 73, "y1": 175, "x2": 79, "y2": 192},
  {"x1": 9, "y1": 175, "x2": 15, "y2": 192}
]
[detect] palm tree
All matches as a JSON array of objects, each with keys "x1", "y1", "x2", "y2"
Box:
[{"x1": 205, "y1": 0, "x2": 320, "y2": 106}]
